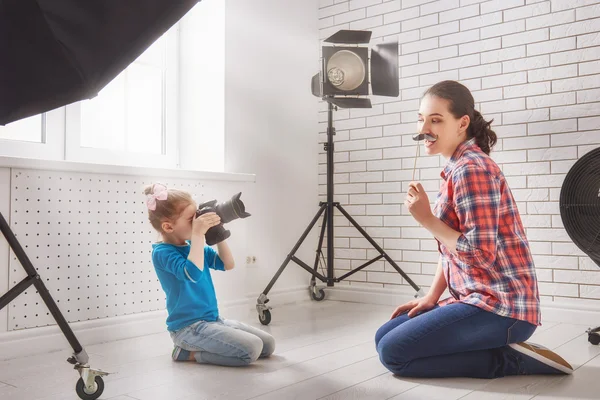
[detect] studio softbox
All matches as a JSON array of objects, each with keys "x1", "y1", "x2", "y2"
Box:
[{"x1": 0, "y1": 0, "x2": 199, "y2": 126}]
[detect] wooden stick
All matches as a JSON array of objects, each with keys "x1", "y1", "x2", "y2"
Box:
[{"x1": 412, "y1": 142, "x2": 420, "y2": 181}]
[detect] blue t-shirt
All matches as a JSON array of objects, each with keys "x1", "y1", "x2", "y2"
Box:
[{"x1": 151, "y1": 241, "x2": 225, "y2": 331}]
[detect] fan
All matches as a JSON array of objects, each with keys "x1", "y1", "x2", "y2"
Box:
[{"x1": 559, "y1": 147, "x2": 600, "y2": 345}]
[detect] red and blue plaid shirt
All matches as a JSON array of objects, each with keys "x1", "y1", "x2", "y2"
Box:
[{"x1": 434, "y1": 138, "x2": 541, "y2": 326}]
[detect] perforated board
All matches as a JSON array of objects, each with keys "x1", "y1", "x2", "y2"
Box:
[{"x1": 7, "y1": 169, "x2": 250, "y2": 330}]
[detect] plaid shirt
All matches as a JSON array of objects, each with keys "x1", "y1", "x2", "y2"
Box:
[{"x1": 434, "y1": 138, "x2": 541, "y2": 326}]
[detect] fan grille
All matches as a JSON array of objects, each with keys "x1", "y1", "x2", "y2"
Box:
[{"x1": 560, "y1": 147, "x2": 600, "y2": 267}]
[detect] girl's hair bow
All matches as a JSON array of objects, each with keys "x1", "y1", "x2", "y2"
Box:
[{"x1": 146, "y1": 183, "x2": 168, "y2": 211}]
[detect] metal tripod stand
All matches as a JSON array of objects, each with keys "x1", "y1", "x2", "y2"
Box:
[
  {"x1": 256, "y1": 99, "x2": 424, "y2": 325},
  {"x1": 0, "y1": 212, "x2": 109, "y2": 400}
]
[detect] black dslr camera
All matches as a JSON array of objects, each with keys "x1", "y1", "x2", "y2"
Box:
[{"x1": 195, "y1": 192, "x2": 251, "y2": 245}]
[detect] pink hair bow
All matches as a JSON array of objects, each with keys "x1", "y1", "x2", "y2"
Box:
[{"x1": 146, "y1": 183, "x2": 168, "y2": 211}]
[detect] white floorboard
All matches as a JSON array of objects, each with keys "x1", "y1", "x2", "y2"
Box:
[{"x1": 0, "y1": 300, "x2": 598, "y2": 400}]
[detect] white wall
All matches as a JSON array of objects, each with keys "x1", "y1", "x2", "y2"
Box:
[
  {"x1": 225, "y1": 0, "x2": 321, "y2": 295},
  {"x1": 0, "y1": 166, "x2": 253, "y2": 331},
  {"x1": 0, "y1": 159, "x2": 263, "y2": 359},
  {"x1": 179, "y1": 1, "x2": 226, "y2": 172},
  {"x1": 0, "y1": 0, "x2": 320, "y2": 358},
  {"x1": 318, "y1": 0, "x2": 600, "y2": 309}
]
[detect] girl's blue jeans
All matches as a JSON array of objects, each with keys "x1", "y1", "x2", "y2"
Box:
[{"x1": 170, "y1": 317, "x2": 275, "y2": 367}]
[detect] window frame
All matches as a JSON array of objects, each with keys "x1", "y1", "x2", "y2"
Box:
[
  {"x1": 64, "y1": 27, "x2": 180, "y2": 169},
  {"x1": 0, "y1": 109, "x2": 65, "y2": 160}
]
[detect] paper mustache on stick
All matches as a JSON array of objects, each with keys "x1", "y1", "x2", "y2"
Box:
[
  {"x1": 412, "y1": 133, "x2": 438, "y2": 142},
  {"x1": 410, "y1": 133, "x2": 438, "y2": 181}
]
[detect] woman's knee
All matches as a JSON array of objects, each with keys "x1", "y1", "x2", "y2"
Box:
[
  {"x1": 377, "y1": 343, "x2": 409, "y2": 375},
  {"x1": 374, "y1": 315, "x2": 406, "y2": 348},
  {"x1": 375, "y1": 325, "x2": 395, "y2": 349},
  {"x1": 376, "y1": 332, "x2": 415, "y2": 368},
  {"x1": 374, "y1": 326, "x2": 387, "y2": 348}
]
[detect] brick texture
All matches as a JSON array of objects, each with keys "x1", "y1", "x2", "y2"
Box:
[{"x1": 318, "y1": 0, "x2": 600, "y2": 306}]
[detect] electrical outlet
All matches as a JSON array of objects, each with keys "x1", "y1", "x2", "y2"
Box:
[{"x1": 246, "y1": 256, "x2": 258, "y2": 265}]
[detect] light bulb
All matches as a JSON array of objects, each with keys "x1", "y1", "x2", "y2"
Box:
[{"x1": 327, "y1": 67, "x2": 345, "y2": 86}]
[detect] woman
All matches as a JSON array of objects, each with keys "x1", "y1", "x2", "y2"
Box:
[{"x1": 375, "y1": 80, "x2": 573, "y2": 379}]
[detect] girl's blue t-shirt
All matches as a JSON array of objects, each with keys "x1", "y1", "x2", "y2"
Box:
[{"x1": 151, "y1": 241, "x2": 225, "y2": 331}]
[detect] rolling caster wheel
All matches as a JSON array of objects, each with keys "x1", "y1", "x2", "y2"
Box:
[
  {"x1": 588, "y1": 327, "x2": 600, "y2": 345},
  {"x1": 258, "y1": 309, "x2": 272, "y2": 325},
  {"x1": 311, "y1": 288, "x2": 325, "y2": 301},
  {"x1": 76, "y1": 376, "x2": 104, "y2": 400}
]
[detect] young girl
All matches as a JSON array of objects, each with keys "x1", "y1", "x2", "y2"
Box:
[
  {"x1": 145, "y1": 183, "x2": 275, "y2": 366},
  {"x1": 375, "y1": 81, "x2": 573, "y2": 378}
]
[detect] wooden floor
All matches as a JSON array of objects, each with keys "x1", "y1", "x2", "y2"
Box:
[{"x1": 1, "y1": 300, "x2": 599, "y2": 400}]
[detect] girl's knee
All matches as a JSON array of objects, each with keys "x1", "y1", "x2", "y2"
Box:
[
  {"x1": 261, "y1": 334, "x2": 276, "y2": 357},
  {"x1": 241, "y1": 335, "x2": 263, "y2": 364}
]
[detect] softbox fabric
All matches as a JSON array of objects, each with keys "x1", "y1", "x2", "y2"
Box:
[{"x1": 0, "y1": 0, "x2": 199, "y2": 125}]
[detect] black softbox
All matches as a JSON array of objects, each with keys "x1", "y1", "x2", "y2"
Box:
[{"x1": 0, "y1": 0, "x2": 199, "y2": 125}]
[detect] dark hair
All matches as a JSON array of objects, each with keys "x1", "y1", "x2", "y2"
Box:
[{"x1": 423, "y1": 80, "x2": 497, "y2": 155}]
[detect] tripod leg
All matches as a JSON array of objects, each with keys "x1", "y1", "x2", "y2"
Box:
[
  {"x1": 309, "y1": 207, "x2": 328, "y2": 301},
  {"x1": 311, "y1": 207, "x2": 328, "y2": 284},
  {"x1": 335, "y1": 204, "x2": 424, "y2": 296},
  {"x1": 0, "y1": 275, "x2": 36, "y2": 310},
  {"x1": 0, "y1": 212, "x2": 86, "y2": 356},
  {"x1": 260, "y1": 203, "x2": 327, "y2": 295},
  {"x1": 0, "y1": 211, "x2": 110, "y2": 397},
  {"x1": 256, "y1": 204, "x2": 327, "y2": 324}
]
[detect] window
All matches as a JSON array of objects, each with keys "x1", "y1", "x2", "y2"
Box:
[
  {"x1": 0, "y1": 115, "x2": 43, "y2": 143},
  {"x1": 66, "y1": 26, "x2": 179, "y2": 169},
  {"x1": 0, "y1": 3, "x2": 226, "y2": 173},
  {"x1": 0, "y1": 109, "x2": 65, "y2": 160}
]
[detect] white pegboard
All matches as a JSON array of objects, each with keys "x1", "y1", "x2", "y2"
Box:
[{"x1": 7, "y1": 169, "x2": 251, "y2": 330}]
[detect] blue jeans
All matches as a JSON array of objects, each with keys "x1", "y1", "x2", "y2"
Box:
[
  {"x1": 170, "y1": 317, "x2": 275, "y2": 366},
  {"x1": 375, "y1": 303, "x2": 538, "y2": 379}
]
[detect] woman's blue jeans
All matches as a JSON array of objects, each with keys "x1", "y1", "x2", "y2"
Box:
[{"x1": 375, "y1": 303, "x2": 538, "y2": 379}]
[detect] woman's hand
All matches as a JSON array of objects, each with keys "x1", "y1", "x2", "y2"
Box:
[
  {"x1": 390, "y1": 295, "x2": 437, "y2": 319},
  {"x1": 405, "y1": 182, "x2": 434, "y2": 225},
  {"x1": 193, "y1": 212, "x2": 221, "y2": 236},
  {"x1": 390, "y1": 295, "x2": 438, "y2": 319}
]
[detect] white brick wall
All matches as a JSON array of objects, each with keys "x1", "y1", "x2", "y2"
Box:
[{"x1": 318, "y1": 0, "x2": 600, "y2": 307}]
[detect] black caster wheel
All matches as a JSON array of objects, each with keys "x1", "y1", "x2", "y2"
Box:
[
  {"x1": 259, "y1": 309, "x2": 271, "y2": 325},
  {"x1": 76, "y1": 376, "x2": 104, "y2": 400},
  {"x1": 311, "y1": 288, "x2": 325, "y2": 301},
  {"x1": 587, "y1": 327, "x2": 600, "y2": 345}
]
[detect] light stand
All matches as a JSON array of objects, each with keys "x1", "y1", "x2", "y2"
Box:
[
  {"x1": 0, "y1": 212, "x2": 108, "y2": 398},
  {"x1": 255, "y1": 31, "x2": 424, "y2": 325}
]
